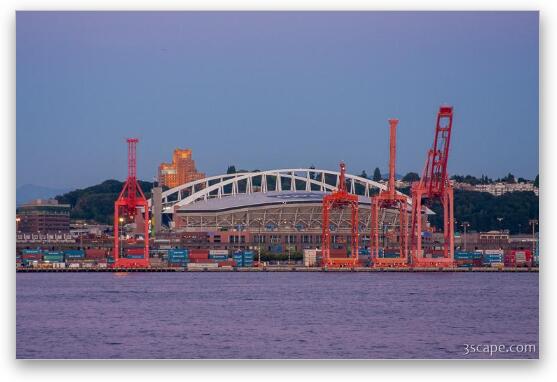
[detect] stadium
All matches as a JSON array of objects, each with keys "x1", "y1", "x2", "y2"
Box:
[{"x1": 149, "y1": 168, "x2": 422, "y2": 254}]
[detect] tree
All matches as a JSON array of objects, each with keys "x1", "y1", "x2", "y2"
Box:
[
  {"x1": 402, "y1": 172, "x2": 420, "y2": 182},
  {"x1": 360, "y1": 170, "x2": 368, "y2": 179},
  {"x1": 372, "y1": 167, "x2": 382, "y2": 182},
  {"x1": 534, "y1": 174, "x2": 539, "y2": 188},
  {"x1": 226, "y1": 165, "x2": 237, "y2": 174},
  {"x1": 309, "y1": 165, "x2": 317, "y2": 181},
  {"x1": 499, "y1": 173, "x2": 516, "y2": 183}
]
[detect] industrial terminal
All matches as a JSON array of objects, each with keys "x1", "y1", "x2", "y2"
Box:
[{"x1": 16, "y1": 106, "x2": 539, "y2": 272}]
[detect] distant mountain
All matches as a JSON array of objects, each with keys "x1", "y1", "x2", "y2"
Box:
[{"x1": 16, "y1": 184, "x2": 72, "y2": 206}]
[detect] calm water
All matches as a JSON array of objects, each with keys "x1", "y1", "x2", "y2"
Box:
[{"x1": 16, "y1": 272, "x2": 538, "y2": 359}]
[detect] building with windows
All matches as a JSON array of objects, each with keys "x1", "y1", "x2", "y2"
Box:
[
  {"x1": 158, "y1": 148, "x2": 205, "y2": 188},
  {"x1": 454, "y1": 181, "x2": 539, "y2": 196},
  {"x1": 16, "y1": 199, "x2": 71, "y2": 234},
  {"x1": 149, "y1": 168, "x2": 432, "y2": 254}
]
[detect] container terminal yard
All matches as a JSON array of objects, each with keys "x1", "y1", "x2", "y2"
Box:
[{"x1": 16, "y1": 106, "x2": 539, "y2": 273}]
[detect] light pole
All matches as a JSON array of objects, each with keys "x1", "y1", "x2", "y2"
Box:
[
  {"x1": 497, "y1": 217, "x2": 504, "y2": 248},
  {"x1": 119, "y1": 217, "x2": 124, "y2": 259},
  {"x1": 257, "y1": 219, "x2": 262, "y2": 267},
  {"x1": 462, "y1": 222, "x2": 470, "y2": 251},
  {"x1": 529, "y1": 219, "x2": 538, "y2": 263}
]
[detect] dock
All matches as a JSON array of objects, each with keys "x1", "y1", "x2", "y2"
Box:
[{"x1": 16, "y1": 267, "x2": 539, "y2": 273}]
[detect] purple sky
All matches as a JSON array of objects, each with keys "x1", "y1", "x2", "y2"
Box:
[{"x1": 16, "y1": 11, "x2": 539, "y2": 189}]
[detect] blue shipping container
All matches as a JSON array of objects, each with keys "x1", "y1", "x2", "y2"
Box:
[
  {"x1": 22, "y1": 249, "x2": 42, "y2": 255},
  {"x1": 169, "y1": 258, "x2": 188, "y2": 263},
  {"x1": 169, "y1": 249, "x2": 189, "y2": 256},
  {"x1": 168, "y1": 254, "x2": 188, "y2": 259},
  {"x1": 125, "y1": 255, "x2": 145, "y2": 259},
  {"x1": 64, "y1": 250, "x2": 85, "y2": 258},
  {"x1": 455, "y1": 252, "x2": 476, "y2": 260},
  {"x1": 209, "y1": 254, "x2": 228, "y2": 260}
]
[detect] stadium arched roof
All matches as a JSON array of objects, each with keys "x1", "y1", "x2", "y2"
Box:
[{"x1": 150, "y1": 168, "x2": 414, "y2": 214}]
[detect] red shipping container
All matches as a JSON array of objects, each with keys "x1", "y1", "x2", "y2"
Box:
[
  {"x1": 189, "y1": 252, "x2": 209, "y2": 260},
  {"x1": 21, "y1": 254, "x2": 44, "y2": 260},
  {"x1": 218, "y1": 260, "x2": 236, "y2": 267},
  {"x1": 126, "y1": 248, "x2": 145, "y2": 255},
  {"x1": 329, "y1": 249, "x2": 349, "y2": 258},
  {"x1": 504, "y1": 255, "x2": 516, "y2": 267},
  {"x1": 189, "y1": 258, "x2": 215, "y2": 263},
  {"x1": 168, "y1": 263, "x2": 185, "y2": 268},
  {"x1": 189, "y1": 249, "x2": 209, "y2": 255},
  {"x1": 85, "y1": 249, "x2": 107, "y2": 259}
]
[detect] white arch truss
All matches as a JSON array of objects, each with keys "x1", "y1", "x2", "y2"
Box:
[{"x1": 150, "y1": 168, "x2": 412, "y2": 214}]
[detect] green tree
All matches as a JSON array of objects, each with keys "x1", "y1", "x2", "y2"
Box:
[
  {"x1": 428, "y1": 189, "x2": 538, "y2": 234},
  {"x1": 226, "y1": 165, "x2": 237, "y2": 174},
  {"x1": 360, "y1": 170, "x2": 368, "y2": 179},
  {"x1": 373, "y1": 167, "x2": 382, "y2": 181},
  {"x1": 499, "y1": 173, "x2": 516, "y2": 183},
  {"x1": 402, "y1": 172, "x2": 420, "y2": 182},
  {"x1": 534, "y1": 174, "x2": 539, "y2": 188}
]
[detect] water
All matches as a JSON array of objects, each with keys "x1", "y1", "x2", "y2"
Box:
[{"x1": 16, "y1": 272, "x2": 538, "y2": 359}]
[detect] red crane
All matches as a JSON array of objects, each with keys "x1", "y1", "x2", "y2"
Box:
[
  {"x1": 321, "y1": 162, "x2": 359, "y2": 268},
  {"x1": 113, "y1": 138, "x2": 150, "y2": 268},
  {"x1": 409, "y1": 106, "x2": 455, "y2": 267},
  {"x1": 370, "y1": 119, "x2": 408, "y2": 268}
]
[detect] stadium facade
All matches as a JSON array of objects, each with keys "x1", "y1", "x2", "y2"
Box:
[{"x1": 149, "y1": 168, "x2": 427, "y2": 254}]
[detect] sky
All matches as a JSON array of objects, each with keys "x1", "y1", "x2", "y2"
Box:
[{"x1": 16, "y1": 11, "x2": 539, "y2": 189}]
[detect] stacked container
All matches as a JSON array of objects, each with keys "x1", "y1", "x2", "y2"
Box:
[
  {"x1": 168, "y1": 249, "x2": 189, "y2": 266},
  {"x1": 482, "y1": 250, "x2": 504, "y2": 267},
  {"x1": 454, "y1": 252, "x2": 475, "y2": 268},
  {"x1": 125, "y1": 247, "x2": 146, "y2": 259},
  {"x1": 208, "y1": 249, "x2": 229, "y2": 262},
  {"x1": 21, "y1": 250, "x2": 43, "y2": 267},
  {"x1": 85, "y1": 249, "x2": 107, "y2": 260},
  {"x1": 233, "y1": 252, "x2": 244, "y2": 267},
  {"x1": 64, "y1": 249, "x2": 85, "y2": 262},
  {"x1": 242, "y1": 251, "x2": 254, "y2": 267},
  {"x1": 43, "y1": 251, "x2": 64, "y2": 263}
]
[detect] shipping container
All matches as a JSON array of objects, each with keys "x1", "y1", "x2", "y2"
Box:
[
  {"x1": 125, "y1": 254, "x2": 146, "y2": 259},
  {"x1": 22, "y1": 249, "x2": 42, "y2": 255},
  {"x1": 187, "y1": 262, "x2": 219, "y2": 269},
  {"x1": 455, "y1": 252, "x2": 475, "y2": 260},
  {"x1": 189, "y1": 252, "x2": 209, "y2": 260},
  {"x1": 189, "y1": 249, "x2": 209, "y2": 256},
  {"x1": 484, "y1": 249, "x2": 504, "y2": 255},
  {"x1": 209, "y1": 249, "x2": 229, "y2": 255},
  {"x1": 208, "y1": 254, "x2": 229, "y2": 260},
  {"x1": 189, "y1": 258, "x2": 214, "y2": 263},
  {"x1": 64, "y1": 249, "x2": 85, "y2": 259},
  {"x1": 21, "y1": 253, "x2": 43, "y2": 260},
  {"x1": 43, "y1": 254, "x2": 64, "y2": 262},
  {"x1": 218, "y1": 260, "x2": 236, "y2": 267},
  {"x1": 85, "y1": 249, "x2": 107, "y2": 259}
]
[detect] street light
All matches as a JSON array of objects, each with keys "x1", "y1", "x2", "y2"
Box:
[
  {"x1": 462, "y1": 222, "x2": 470, "y2": 251},
  {"x1": 497, "y1": 217, "x2": 504, "y2": 248},
  {"x1": 16, "y1": 217, "x2": 20, "y2": 233},
  {"x1": 119, "y1": 217, "x2": 124, "y2": 259},
  {"x1": 529, "y1": 219, "x2": 538, "y2": 263},
  {"x1": 254, "y1": 218, "x2": 263, "y2": 267}
]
